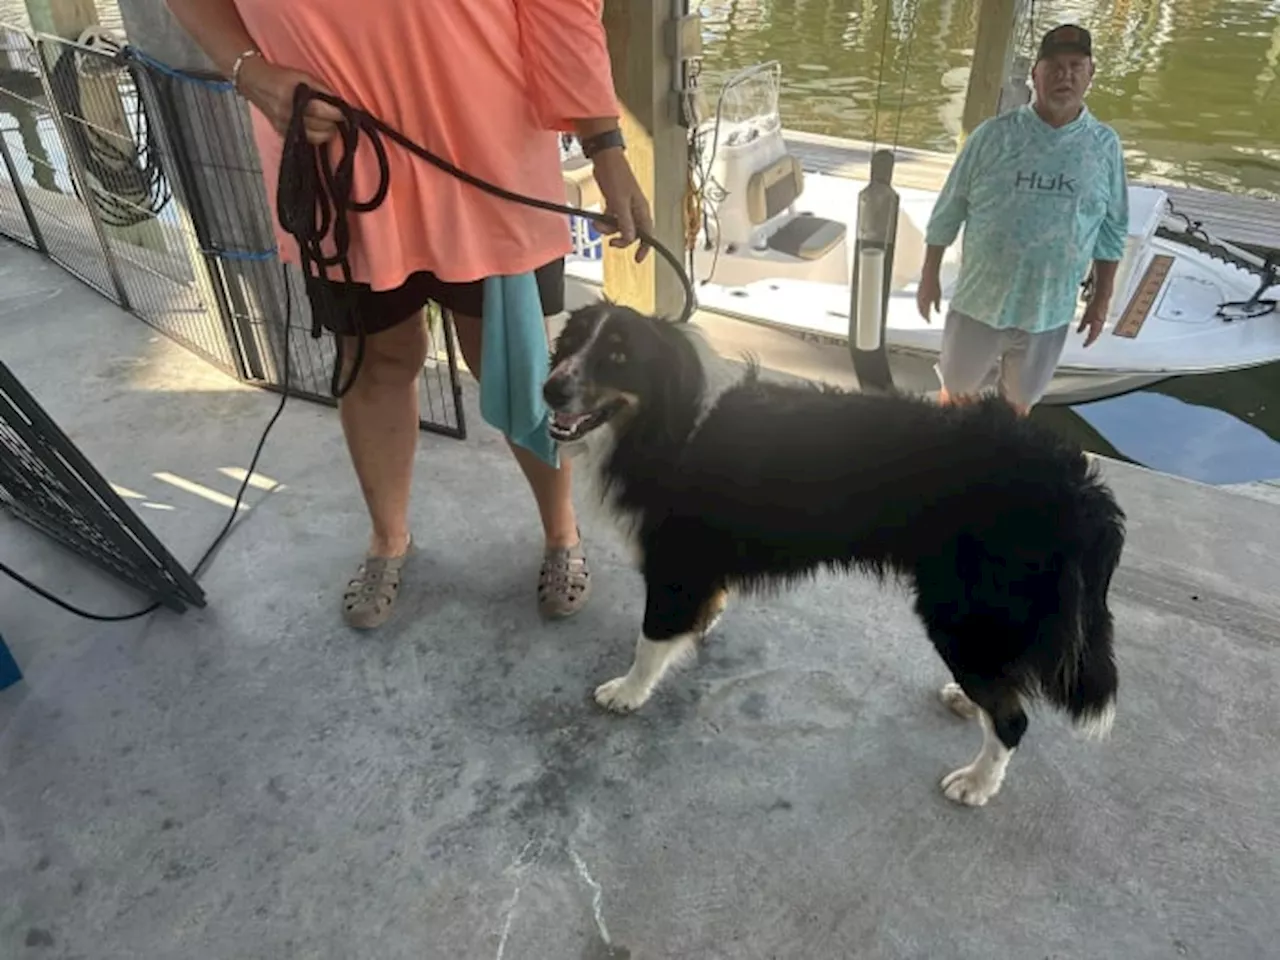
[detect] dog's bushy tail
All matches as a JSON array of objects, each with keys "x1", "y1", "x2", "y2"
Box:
[{"x1": 1040, "y1": 483, "x2": 1125, "y2": 739}]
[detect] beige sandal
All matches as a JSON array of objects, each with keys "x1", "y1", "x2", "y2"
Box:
[
  {"x1": 342, "y1": 538, "x2": 413, "y2": 630},
  {"x1": 538, "y1": 538, "x2": 592, "y2": 619}
]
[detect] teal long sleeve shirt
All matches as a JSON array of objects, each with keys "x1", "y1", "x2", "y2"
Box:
[{"x1": 925, "y1": 104, "x2": 1130, "y2": 334}]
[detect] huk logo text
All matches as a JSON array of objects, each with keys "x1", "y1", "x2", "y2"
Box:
[{"x1": 1014, "y1": 171, "x2": 1077, "y2": 194}]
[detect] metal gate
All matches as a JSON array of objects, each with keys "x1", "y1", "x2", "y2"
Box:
[
  {"x1": 125, "y1": 47, "x2": 466, "y2": 437},
  {"x1": 0, "y1": 26, "x2": 466, "y2": 437},
  {"x1": 0, "y1": 359, "x2": 206, "y2": 612},
  {"x1": 0, "y1": 26, "x2": 122, "y2": 300}
]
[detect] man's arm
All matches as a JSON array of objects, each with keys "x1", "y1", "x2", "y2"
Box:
[
  {"x1": 921, "y1": 123, "x2": 987, "y2": 279},
  {"x1": 924, "y1": 124, "x2": 986, "y2": 250},
  {"x1": 1088, "y1": 134, "x2": 1131, "y2": 314}
]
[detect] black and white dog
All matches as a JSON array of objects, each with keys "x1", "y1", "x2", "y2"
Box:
[{"x1": 543, "y1": 302, "x2": 1125, "y2": 806}]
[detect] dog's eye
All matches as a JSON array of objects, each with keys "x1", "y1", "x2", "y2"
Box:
[{"x1": 608, "y1": 351, "x2": 627, "y2": 364}]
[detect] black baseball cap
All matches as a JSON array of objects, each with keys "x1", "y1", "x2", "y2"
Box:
[{"x1": 1037, "y1": 24, "x2": 1093, "y2": 60}]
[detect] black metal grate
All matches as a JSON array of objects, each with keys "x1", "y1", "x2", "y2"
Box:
[
  {"x1": 0, "y1": 26, "x2": 41, "y2": 250},
  {"x1": 127, "y1": 52, "x2": 466, "y2": 438},
  {"x1": 0, "y1": 360, "x2": 205, "y2": 613}
]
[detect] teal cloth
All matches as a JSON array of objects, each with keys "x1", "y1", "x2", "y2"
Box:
[{"x1": 479, "y1": 272, "x2": 559, "y2": 468}]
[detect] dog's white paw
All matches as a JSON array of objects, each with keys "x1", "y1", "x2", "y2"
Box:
[
  {"x1": 939, "y1": 682, "x2": 980, "y2": 720},
  {"x1": 593, "y1": 676, "x2": 652, "y2": 714},
  {"x1": 940, "y1": 763, "x2": 1003, "y2": 807}
]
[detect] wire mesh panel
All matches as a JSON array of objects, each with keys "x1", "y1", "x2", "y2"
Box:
[
  {"x1": 0, "y1": 118, "x2": 39, "y2": 248},
  {"x1": 36, "y1": 34, "x2": 242, "y2": 377},
  {"x1": 0, "y1": 26, "x2": 41, "y2": 249},
  {"x1": 0, "y1": 24, "x2": 117, "y2": 296},
  {"x1": 127, "y1": 53, "x2": 466, "y2": 439},
  {"x1": 0, "y1": 359, "x2": 205, "y2": 613}
]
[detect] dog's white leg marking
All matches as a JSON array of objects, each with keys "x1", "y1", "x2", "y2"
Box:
[
  {"x1": 594, "y1": 631, "x2": 696, "y2": 713},
  {"x1": 941, "y1": 708, "x2": 1013, "y2": 807},
  {"x1": 939, "y1": 681, "x2": 980, "y2": 720}
]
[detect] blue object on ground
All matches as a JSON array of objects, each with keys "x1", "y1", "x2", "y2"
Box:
[{"x1": 0, "y1": 633, "x2": 22, "y2": 691}]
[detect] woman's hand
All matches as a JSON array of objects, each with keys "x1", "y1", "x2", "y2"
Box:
[
  {"x1": 590, "y1": 146, "x2": 653, "y2": 263},
  {"x1": 237, "y1": 55, "x2": 345, "y2": 145}
]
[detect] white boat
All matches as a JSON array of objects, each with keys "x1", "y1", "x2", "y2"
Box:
[{"x1": 561, "y1": 63, "x2": 1280, "y2": 406}]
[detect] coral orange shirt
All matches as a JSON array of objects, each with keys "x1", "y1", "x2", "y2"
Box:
[{"x1": 232, "y1": 0, "x2": 618, "y2": 290}]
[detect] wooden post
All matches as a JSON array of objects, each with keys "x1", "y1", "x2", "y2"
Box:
[
  {"x1": 600, "y1": 1, "x2": 688, "y2": 320},
  {"x1": 959, "y1": 0, "x2": 1021, "y2": 145}
]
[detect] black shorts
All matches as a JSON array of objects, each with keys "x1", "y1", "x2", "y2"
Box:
[{"x1": 304, "y1": 257, "x2": 566, "y2": 337}]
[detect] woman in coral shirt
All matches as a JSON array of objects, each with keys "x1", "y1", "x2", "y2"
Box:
[{"x1": 166, "y1": 0, "x2": 651, "y2": 629}]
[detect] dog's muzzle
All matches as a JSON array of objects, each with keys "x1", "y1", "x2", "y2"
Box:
[{"x1": 547, "y1": 398, "x2": 627, "y2": 443}]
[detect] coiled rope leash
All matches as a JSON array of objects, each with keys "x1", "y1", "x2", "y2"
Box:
[{"x1": 275, "y1": 84, "x2": 698, "y2": 398}]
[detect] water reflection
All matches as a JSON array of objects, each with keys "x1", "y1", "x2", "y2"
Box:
[
  {"x1": 697, "y1": 0, "x2": 1280, "y2": 198},
  {"x1": 1034, "y1": 364, "x2": 1280, "y2": 485}
]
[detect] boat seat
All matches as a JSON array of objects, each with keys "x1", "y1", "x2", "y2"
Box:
[
  {"x1": 563, "y1": 157, "x2": 602, "y2": 209},
  {"x1": 747, "y1": 153, "x2": 847, "y2": 260},
  {"x1": 766, "y1": 214, "x2": 847, "y2": 261},
  {"x1": 746, "y1": 154, "x2": 805, "y2": 225}
]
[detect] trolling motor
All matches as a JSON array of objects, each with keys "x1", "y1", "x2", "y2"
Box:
[{"x1": 849, "y1": 149, "x2": 900, "y2": 393}]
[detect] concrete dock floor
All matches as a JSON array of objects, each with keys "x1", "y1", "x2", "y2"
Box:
[{"x1": 2, "y1": 239, "x2": 1279, "y2": 959}]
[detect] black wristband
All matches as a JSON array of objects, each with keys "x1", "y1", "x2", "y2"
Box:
[{"x1": 580, "y1": 127, "x2": 625, "y2": 158}]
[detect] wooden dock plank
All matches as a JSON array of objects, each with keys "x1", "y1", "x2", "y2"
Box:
[{"x1": 784, "y1": 132, "x2": 1280, "y2": 253}]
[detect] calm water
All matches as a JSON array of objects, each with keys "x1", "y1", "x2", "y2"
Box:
[
  {"x1": 698, "y1": 0, "x2": 1280, "y2": 199},
  {"x1": 2, "y1": 0, "x2": 1278, "y2": 484}
]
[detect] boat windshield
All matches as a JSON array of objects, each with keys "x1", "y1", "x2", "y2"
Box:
[{"x1": 702, "y1": 61, "x2": 783, "y2": 148}]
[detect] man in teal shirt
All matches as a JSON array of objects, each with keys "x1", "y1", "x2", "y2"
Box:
[{"x1": 917, "y1": 24, "x2": 1129, "y2": 413}]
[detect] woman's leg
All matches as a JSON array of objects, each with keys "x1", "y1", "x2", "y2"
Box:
[
  {"x1": 338, "y1": 316, "x2": 429, "y2": 558},
  {"x1": 450, "y1": 311, "x2": 580, "y2": 549},
  {"x1": 329, "y1": 313, "x2": 428, "y2": 630},
  {"x1": 451, "y1": 310, "x2": 590, "y2": 618}
]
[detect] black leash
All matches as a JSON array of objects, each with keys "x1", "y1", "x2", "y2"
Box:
[
  {"x1": 1, "y1": 81, "x2": 694, "y2": 622},
  {"x1": 275, "y1": 84, "x2": 697, "y2": 398}
]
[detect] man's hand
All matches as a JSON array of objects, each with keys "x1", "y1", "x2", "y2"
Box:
[
  {"x1": 590, "y1": 147, "x2": 653, "y2": 264},
  {"x1": 237, "y1": 56, "x2": 345, "y2": 144},
  {"x1": 1077, "y1": 299, "x2": 1108, "y2": 347},
  {"x1": 916, "y1": 270, "x2": 942, "y2": 323}
]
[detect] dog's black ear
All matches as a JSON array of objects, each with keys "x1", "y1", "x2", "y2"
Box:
[{"x1": 648, "y1": 320, "x2": 705, "y2": 443}]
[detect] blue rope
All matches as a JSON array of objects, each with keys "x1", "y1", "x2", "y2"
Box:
[
  {"x1": 204, "y1": 246, "x2": 278, "y2": 262},
  {"x1": 118, "y1": 46, "x2": 277, "y2": 264},
  {"x1": 120, "y1": 45, "x2": 233, "y2": 91}
]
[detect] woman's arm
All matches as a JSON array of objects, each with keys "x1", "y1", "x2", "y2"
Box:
[
  {"x1": 163, "y1": 0, "x2": 258, "y2": 78},
  {"x1": 513, "y1": 0, "x2": 651, "y2": 259},
  {"x1": 513, "y1": 0, "x2": 619, "y2": 135},
  {"x1": 164, "y1": 0, "x2": 344, "y2": 143}
]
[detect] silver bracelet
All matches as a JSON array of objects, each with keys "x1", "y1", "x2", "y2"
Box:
[{"x1": 230, "y1": 48, "x2": 261, "y2": 94}]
